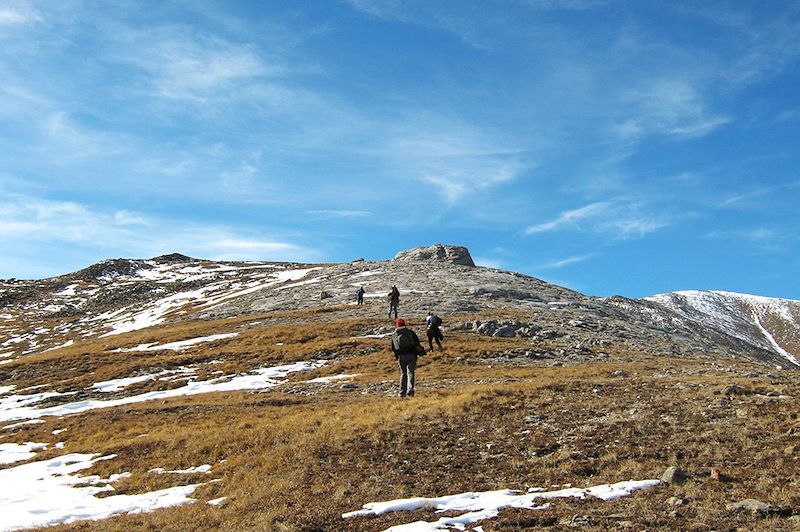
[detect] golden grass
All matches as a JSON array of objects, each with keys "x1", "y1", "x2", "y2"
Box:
[{"x1": 1, "y1": 312, "x2": 798, "y2": 531}]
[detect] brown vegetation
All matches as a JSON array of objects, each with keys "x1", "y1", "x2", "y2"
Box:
[{"x1": 1, "y1": 310, "x2": 798, "y2": 531}]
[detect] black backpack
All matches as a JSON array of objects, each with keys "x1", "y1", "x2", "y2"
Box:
[
  {"x1": 431, "y1": 315, "x2": 442, "y2": 327},
  {"x1": 394, "y1": 328, "x2": 416, "y2": 353}
]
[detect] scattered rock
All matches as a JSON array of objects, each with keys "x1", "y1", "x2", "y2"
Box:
[
  {"x1": 667, "y1": 497, "x2": 684, "y2": 506},
  {"x1": 319, "y1": 291, "x2": 333, "y2": 299},
  {"x1": 722, "y1": 384, "x2": 749, "y2": 395},
  {"x1": 660, "y1": 465, "x2": 687, "y2": 485},
  {"x1": 725, "y1": 499, "x2": 791, "y2": 516},
  {"x1": 567, "y1": 514, "x2": 592, "y2": 527},
  {"x1": 612, "y1": 370, "x2": 628, "y2": 378}
]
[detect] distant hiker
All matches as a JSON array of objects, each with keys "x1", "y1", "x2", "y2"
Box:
[
  {"x1": 426, "y1": 311, "x2": 444, "y2": 351},
  {"x1": 387, "y1": 285, "x2": 400, "y2": 319},
  {"x1": 356, "y1": 286, "x2": 365, "y2": 305},
  {"x1": 390, "y1": 318, "x2": 424, "y2": 397}
]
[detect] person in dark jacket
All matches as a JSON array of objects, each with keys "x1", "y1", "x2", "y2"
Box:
[
  {"x1": 426, "y1": 311, "x2": 444, "y2": 351},
  {"x1": 389, "y1": 318, "x2": 422, "y2": 397},
  {"x1": 387, "y1": 285, "x2": 400, "y2": 319},
  {"x1": 356, "y1": 286, "x2": 365, "y2": 305}
]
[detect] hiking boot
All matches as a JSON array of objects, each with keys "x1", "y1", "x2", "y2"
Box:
[{"x1": 407, "y1": 390, "x2": 415, "y2": 397}]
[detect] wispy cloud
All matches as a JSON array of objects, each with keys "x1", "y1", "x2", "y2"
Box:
[
  {"x1": 473, "y1": 256, "x2": 505, "y2": 269},
  {"x1": 0, "y1": 192, "x2": 322, "y2": 272},
  {"x1": 344, "y1": 0, "x2": 492, "y2": 49},
  {"x1": 510, "y1": 0, "x2": 610, "y2": 10},
  {"x1": 525, "y1": 200, "x2": 669, "y2": 239},
  {"x1": 385, "y1": 119, "x2": 528, "y2": 204},
  {"x1": 719, "y1": 188, "x2": 771, "y2": 208},
  {"x1": 614, "y1": 79, "x2": 731, "y2": 141},
  {"x1": 540, "y1": 254, "x2": 594, "y2": 269},
  {"x1": 525, "y1": 202, "x2": 610, "y2": 234},
  {"x1": 0, "y1": 4, "x2": 42, "y2": 26},
  {"x1": 306, "y1": 210, "x2": 372, "y2": 219},
  {"x1": 115, "y1": 27, "x2": 272, "y2": 104},
  {"x1": 705, "y1": 227, "x2": 793, "y2": 251}
]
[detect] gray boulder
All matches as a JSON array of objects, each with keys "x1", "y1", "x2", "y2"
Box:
[
  {"x1": 393, "y1": 244, "x2": 475, "y2": 267},
  {"x1": 726, "y1": 499, "x2": 790, "y2": 516},
  {"x1": 661, "y1": 465, "x2": 687, "y2": 485}
]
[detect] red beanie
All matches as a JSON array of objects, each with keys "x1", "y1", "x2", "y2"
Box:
[{"x1": 395, "y1": 319, "x2": 405, "y2": 327}]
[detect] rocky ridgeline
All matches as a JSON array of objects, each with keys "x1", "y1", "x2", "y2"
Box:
[{"x1": 0, "y1": 244, "x2": 798, "y2": 369}]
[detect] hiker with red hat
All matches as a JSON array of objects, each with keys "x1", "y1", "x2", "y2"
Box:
[{"x1": 389, "y1": 318, "x2": 425, "y2": 397}]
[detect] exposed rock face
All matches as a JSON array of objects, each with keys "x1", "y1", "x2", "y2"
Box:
[
  {"x1": 393, "y1": 244, "x2": 475, "y2": 267},
  {"x1": 151, "y1": 253, "x2": 197, "y2": 263}
]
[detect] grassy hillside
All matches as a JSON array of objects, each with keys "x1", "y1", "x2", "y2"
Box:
[{"x1": 1, "y1": 307, "x2": 798, "y2": 531}]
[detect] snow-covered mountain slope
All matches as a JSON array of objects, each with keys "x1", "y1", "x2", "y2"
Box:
[
  {"x1": 644, "y1": 290, "x2": 800, "y2": 367},
  {"x1": 1, "y1": 245, "x2": 798, "y2": 369}
]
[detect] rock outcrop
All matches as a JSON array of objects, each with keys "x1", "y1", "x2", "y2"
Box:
[{"x1": 393, "y1": 244, "x2": 475, "y2": 267}]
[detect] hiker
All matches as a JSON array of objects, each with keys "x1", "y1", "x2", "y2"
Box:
[
  {"x1": 356, "y1": 286, "x2": 365, "y2": 305},
  {"x1": 387, "y1": 285, "x2": 400, "y2": 319},
  {"x1": 426, "y1": 311, "x2": 444, "y2": 351},
  {"x1": 390, "y1": 319, "x2": 424, "y2": 397}
]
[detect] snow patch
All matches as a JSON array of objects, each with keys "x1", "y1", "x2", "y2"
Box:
[
  {"x1": 0, "y1": 442, "x2": 48, "y2": 464},
  {"x1": 308, "y1": 374, "x2": 360, "y2": 384},
  {"x1": 0, "y1": 361, "x2": 325, "y2": 422},
  {"x1": 0, "y1": 453, "x2": 200, "y2": 530},
  {"x1": 344, "y1": 480, "x2": 660, "y2": 530}
]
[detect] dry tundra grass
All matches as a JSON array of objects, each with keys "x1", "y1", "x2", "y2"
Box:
[{"x1": 1, "y1": 308, "x2": 799, "y2": 531}]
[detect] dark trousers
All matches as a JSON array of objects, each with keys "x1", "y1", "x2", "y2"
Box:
[
  {"x1": 388, "y1": 302, "x2": 398, "y2": 318},
  {"x1": 427, "y1": 327, "x2": 443, "y2": 350},
  {"x1": 357, "y1": 295, "x2": 364, "y2": 305},
  {"x1": 397, "y1": 353, "x2": 417, "y2": 396}
]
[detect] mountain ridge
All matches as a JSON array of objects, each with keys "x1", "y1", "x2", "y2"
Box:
[{"x1": 1, "y1": 244, "x2": 798, "y2": 369}]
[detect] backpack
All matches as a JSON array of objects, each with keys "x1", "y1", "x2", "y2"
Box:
[
  {"x1": 431, "y1": 315, "x2": 442, "y2": 327},
  {"x1": 394, "y1": 328, "x2": 416, "y2": 353}
]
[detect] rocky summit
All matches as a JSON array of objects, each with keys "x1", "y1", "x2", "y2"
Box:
[{"x1": 393, "y1": 244, "x2": 476, "y2": 267}]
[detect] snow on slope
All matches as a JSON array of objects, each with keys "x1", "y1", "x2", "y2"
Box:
[
  {"x1": 0, "y1": 453, "x2": 202, "y2": 531},
  {"x1": 645, "y1": 290, "x2": 800, "y2": 366},
  {"x1": 0, "y1": 260, "x2": 323, "y2": 357}
]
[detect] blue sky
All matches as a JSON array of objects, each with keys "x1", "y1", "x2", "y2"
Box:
[{"x1": 1, "y1": 0, "x2": 798, "y2": 299}]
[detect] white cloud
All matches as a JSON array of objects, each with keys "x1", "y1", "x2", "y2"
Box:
[
  {"x1": 541, "y1": 254, "x2": 593, "y2": 269},
  {"x1": 616, "y1": 79, "x2": 731, "y2": 141},
  {"x1": 705, "y1": 227, "x2": 792, "y2": 249},
  {"x1": 306, "y1": 210, "x2": 372, "y2": 219},
  {"x1": 114, "y1": 27, "x2": 273, "y2": 104},
  {"x1": 473, "y1": 256, "x2": 505, "y2": 269},
  {"x1": 525, "y1": 202, "x2": 610, "y2": 234},
  {"x1": 511, "y1": 0, "x2": 610, "y2": 9},
  {"x1": 199, "y1": 238, "x2": 318, "y2": 262},
  {"x1": 385, "y1": 119, "x2": 528, "y2": 204},
  {"x1": 0, "y1": 5, "x2": 42, "y2": 26},
  {"x1": 0, "y1": 192, "x2": 322, "y2": 273},
  {"x1": 525, "y1": 200, "x2": 669, "y2": 239}
]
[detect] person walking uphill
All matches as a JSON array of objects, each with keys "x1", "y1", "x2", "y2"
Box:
[
  {"x1": 356, "y1": 286, "x2": 365, "y2": 306},
  {"x1": 390, "y1": 319, "x2": 424, "y2": 397},
  {"x1": 426, "y1": 311, "x2": 444, "y2": 351},
  {"x1": 387, "y1": 285, "x2": 400, "y2": 319}
]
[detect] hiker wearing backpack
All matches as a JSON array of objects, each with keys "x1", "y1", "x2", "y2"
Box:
[
  {"x1": 390, "y1": 318, "x2": 424, "y2": 397},
  {"x1": 356, "y1": 286, "x2": 365, "y2": 306},
  {"x1": 426, "y1": 311, "x2": 444, "y2": 351},
  {"x1": 387, "y1": 285, "x2": 400, "y2": 319}
]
